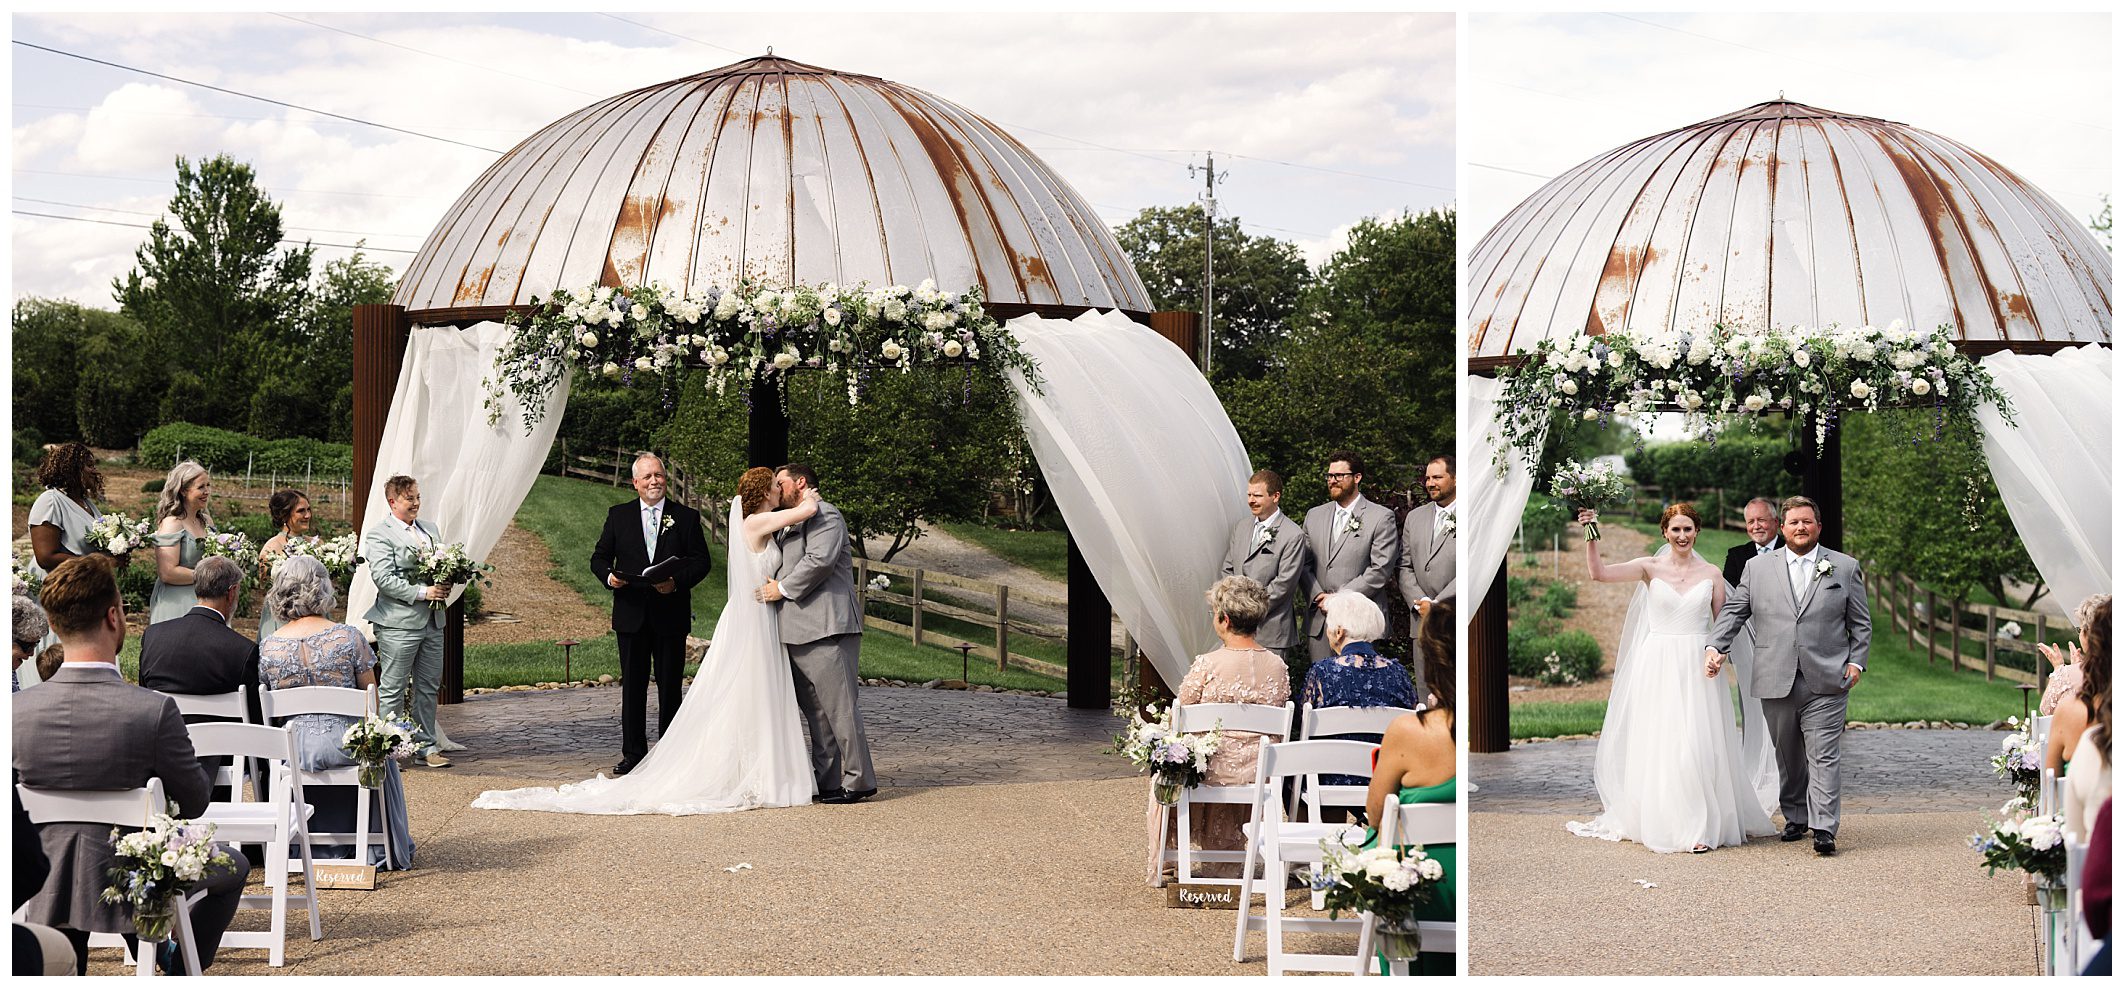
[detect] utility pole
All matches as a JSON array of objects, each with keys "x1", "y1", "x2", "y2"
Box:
[{"x1": 1189, "y1": 152, "x2": 1226, "y2": 377}]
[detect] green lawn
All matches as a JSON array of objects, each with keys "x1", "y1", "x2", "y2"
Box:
[
  {"x1": 476, "y1": 474, "x2": 1074, "y2": 691},
  {"x1": 932, "y1": 520, "x2": 1069, "y2": 583},
  {"x1": 1509, "y1": 597, "x2": 2028, "y2": 739}
]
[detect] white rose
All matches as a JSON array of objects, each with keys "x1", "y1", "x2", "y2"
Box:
[
  {"x1": 828, "y1": 337, "x2": 845, "y2": 353},
  {"x1": 630, "y1": 303, "x2": 649, "y2": 321},
  {"x1": 713, "y1": 293, "x2": 739, "y2": 320},
  {"x1": 710, "y1": 347, "x2": 729, "y2": 366},
  {"x1": 943, "y1": 340, "x2": 964, "y2": 358},
  {"x1": 1793, "y1": 348, "x2": 1811, "y2": 367},
  {"x1": 1910, "y1": 378, "x2": 1931, "y2": 396},
  {"x1": 823, "y1": 307, "x2": 841, "y2": 326},
  {"x1": 772, "y1": 351, "x2": 798, "y2": 371},
  {"x1": 1381, "y1": 871, "x2": 1413, "y2": 892},
  {"x1": 1743, "y1": 394, "x2": 1768, "y2": 412},
  {"x1": 881, "y1": 340, "x2": 905, "y2": 361},
  {"x1": 602, "y1": 361, "x2": 621, "y2": 379},
  {"x1": 1606, "y1": 351, "x2": 1624, "y2": 368},
  {"x1": 1559, "y1": 379, "x2": 1579, "y2": 396},
  {"x1": 1850, "y1": 380, "x2": 1871, "y2": 400},
  {"x1": 1581, "y1": 408, "x2": 1600, "y2": 421},
  {"x1": 578, "y1": 330, "x2": 599, "y2": 348},
  {"x1": 634, "y1": 356, "x2": 654, "y2": 372},
  {"x1": 1683, "y1": 391, "x2": 1703, "y2": 411},
  {"x1": 1417, "y1": 858, "x2": 1445, "y2": 881}
]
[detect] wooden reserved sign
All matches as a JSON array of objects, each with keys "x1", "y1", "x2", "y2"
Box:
[
  {"x1": 311, "y1": 863, "x2": 377, "y2": 890},
  {"x1": 1166, "y1": 883, "x2": 1240, "y2": 910}
]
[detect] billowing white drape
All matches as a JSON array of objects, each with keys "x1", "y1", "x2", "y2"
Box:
[
  {"x1": 1001, "y1": 311, "x2": 1252, "y2": 689},
  {"x1": 1974, "y1": 345, "x2": 2111, "y2": 615},
  {"x1": 1462, "y1": 375, "x2": 1542, "y2": 609},
  {"x1": 347, "y1": 322, "x2": 573, "y2": 634}
]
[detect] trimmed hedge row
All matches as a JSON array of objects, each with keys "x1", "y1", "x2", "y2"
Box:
[
  {"x1": 1622, "y1": 436, "x2": 1795, "y2": 501},
  {"x1": 138, "y1": 423, "x2": 353, "y2": 476}
]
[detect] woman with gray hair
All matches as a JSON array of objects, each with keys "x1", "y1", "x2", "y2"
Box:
[
  {"x1": 1144, "y1": 575, "x2": 1292, "y2": 885},
  {"x1": 1299, "y1": 590, "x2": 1419, "y2": 789},
  {"x1": 147, "y1": 459, "x2": 214, "y2": 625},
  {"x1": 256, "y1": 555, "x2": 416, "y2": 868},
  {"x1": 12, "y1": 585, "x2": 50, "y2": 692}
]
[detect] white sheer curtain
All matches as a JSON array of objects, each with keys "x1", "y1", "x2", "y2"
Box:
[
  {"x1": 347, "y1": 322, "x2": 574, "y2": 634},
  {"x1": 1461, "y1": 374, "x2": 1542, "y2": 611},
  {"x1": 1974, "y1": 344, "x2": 2111, "y2": 614},
  {"x1": 1001, "y1": 310, "x2": 1252, "y2": 689}
]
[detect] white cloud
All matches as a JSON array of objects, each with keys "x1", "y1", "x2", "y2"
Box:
[{"x1": 75, "y1": 84, "x2": 209, "y2": 173}]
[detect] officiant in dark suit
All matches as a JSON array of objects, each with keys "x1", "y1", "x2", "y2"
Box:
[
  {"x1": 591, "y1": 452, "x2": 713, "y2": 776},
  {"x1": 1721, "y1": 496, "x2": 1784, "y2": 587}
]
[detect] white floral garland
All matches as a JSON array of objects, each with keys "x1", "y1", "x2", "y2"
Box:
[
  {"x1": 1490, "y1": 321, "x2": 2015, "y2": 470},
  {"x1": 483, "y1": 279, "x2": 1039, "y2": 431}
]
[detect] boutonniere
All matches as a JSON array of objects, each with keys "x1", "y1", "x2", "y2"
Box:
[
  {"x1": 1437, "y1": 512, "x2": 1456, "y2": 540},
  {"x1": 661, "y1": 514, "x2": 675, "y2": 533},
  {"x1": 1255, "y1": 525, "x2": 1278, "y2": 549},
  {"x1": 1341, "y1": 514, "x2": 1362, "y2": 536},
  {"x1": 1815, "y1": 559, "x2": 1835, "y2": 579}
]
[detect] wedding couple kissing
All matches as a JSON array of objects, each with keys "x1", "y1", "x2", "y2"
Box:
[
  {"x1": 475, "y1": 455, "x2": 876, "y2": 816},
  {"x1": 1565, "y1": 495, "x2": 1869, "y2": 856}
]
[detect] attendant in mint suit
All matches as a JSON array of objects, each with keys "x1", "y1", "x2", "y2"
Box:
[{"x1": 363, "y1": 475, "x2": 452, "y2": 766}]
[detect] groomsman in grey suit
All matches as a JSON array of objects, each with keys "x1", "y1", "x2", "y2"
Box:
[
  {"x1": 1300, "y1": 451, "x2": 1402, "y2": 662},
  {"x1": 1222, "y1": 469, "x2": 1310, "y2": 660},
  {"x1": 362, "y1": 475, "x2": 452, "y2": 768},
  {"x1": 756, "y1": 463, "x2": 876, "y2": 803},
  {"x1": 1705, "y1": 495, "x2": 1871, "y2": 856},
  {"x1": 1396, "y1": 454, "x2": 1458, "y2": 618},
  {"x1": 14, "y1": 556, "x2": 249, "y2": 974}
]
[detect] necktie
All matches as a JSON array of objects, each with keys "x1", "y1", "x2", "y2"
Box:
[
  {"x1": 1253, "y1": 521, "x2": 1271, "y2": 553},
  {"x1": 645, "y1": 506, "x2": 660, "y2": 556},
  {"x1": 1335, "y1": 507, "x2": 1351, "y2": 543},
  {"x1": 1789, "y1": 554, "x2": 1808, "y2": 601}
]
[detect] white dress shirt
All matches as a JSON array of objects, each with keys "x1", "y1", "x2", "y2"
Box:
[{"x1": 1786, "y1": 545, "x2": 1820, "y2": 601}]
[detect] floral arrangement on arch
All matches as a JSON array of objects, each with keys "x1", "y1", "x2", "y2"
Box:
[
  {"x1": 1489, "y1": 322, "x2": 2014, "y2": 470},
  {"x1": 485, "y1": 279, "x2": 1043, "y2": 431}
]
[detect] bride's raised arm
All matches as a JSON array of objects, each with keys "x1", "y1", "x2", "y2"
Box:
[
  {"x1": 1577, "y1": 509, "x2": 1650, "y2": 584},
  {"x1": 741, "y1": 487, "x2": 822, "y2": 541}
]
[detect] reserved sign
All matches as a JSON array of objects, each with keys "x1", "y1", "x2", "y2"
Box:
[
  {"x1": 311, "y1": 863, "x2": 377, "y2": 890},
  {"x1": 1166, "y1": 883, "x2": 1240, "y2": 910}
]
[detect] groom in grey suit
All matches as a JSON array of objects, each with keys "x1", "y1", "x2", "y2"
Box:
[
  {"x1": 1221, "y1": 469, "x2": 1309, "y2": 659},
  {"x1": 1705, "y1": 495, "x2": 1871, "y2": 855},
  {"x1": 1299, "y1": 451, "x2": 1402, "y2": 662},
  {"x1": 756, "y1": 463, "x2": 876, "y2": 803}
]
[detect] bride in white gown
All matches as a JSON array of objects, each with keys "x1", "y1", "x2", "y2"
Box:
[
  {"x1": 473, "y1": 469, "x2": 818, "y2": 815},
  {"x1": 1564, "y1": 504, "x2": 1775, "y2": 853}
]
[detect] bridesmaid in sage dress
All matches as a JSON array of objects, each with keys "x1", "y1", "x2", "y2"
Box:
[
  {"x1": 256, "y1": 490, "x2": 313, "y2": 641},
  {"x1": 24, "y1": 443, "x2": 113, "y2": 685},
  {"x1": 148, "y1": 460, "x2": 214, "y2": 626},
  {"x1": 258, "y1": 556, "x2": 415, "y2": 869}
]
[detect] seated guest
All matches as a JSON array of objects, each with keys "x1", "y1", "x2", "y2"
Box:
[
  {"x1": 13, "y1": 585, "x2": 48, "y2": 693},
  {"x1": 258, "y1": 556, "x2": 416, "y2": 868},
  {"x1": 2039, "y1": 594, "x2": 2108, "y2": 716},
  {"x1": 1302, "y1": 590, "x2": 1419, "y2": 786},
  {"x1": 14, "y1": 555, "x2": 249, "y2": 975},
  {"x1": 35, "y1": 644, "x2": 64, "y2": 685},
  {"x1": 15, "y1": 781, "x2": 77, "y2": 976},
  {"x1": 2084, "y1": 798, "x2": 2111, "y2": 976},
  {"x1": 1144, "y1": 576, "x2": 1291, "y2": 885},
  {"x1": 2064, "y1": 598, "x2": 2111, "y2": 842},
  {"x1": 1362, "y1": 598, "x2": 1457, "y2": 977},
  {"x1": 2049, "y1": 596, "x2": 2109, "y2": 781},
  {"x1": 138, "y1": 555, "x2": 263, "y2": 799}
]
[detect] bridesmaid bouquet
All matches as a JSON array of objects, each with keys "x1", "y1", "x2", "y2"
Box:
[
  {"x1": 199, "y1": 531, "x2": 259, "y2": 577},
  {"x1": 12, "y1": 552, "x2": 41, "y2": 598},
  {"x1": 1110, "y1": 703, "x2": 1223, "y2": 806},
  {"x1": 412, "y1": 541, "x2": 493, "y2": 611},
  {"x1": 1548, "y1": 460, "x2": 1630, "y2": 541},
  {"x1": 84, "y1": 513, "x2": 150, "y2": 556},
  {"x1": 342, "y1": 713, "x2": 421, "y2": 788},
  {"x1": 283, "y1": 533, "x2": 362, "y2": 583},
  {"x1": 101, "y1": 810, "x2": 236, "y2": 944},
  {"x1": 1313, "y1": 826, "x2": 1446, "y2": 960}
]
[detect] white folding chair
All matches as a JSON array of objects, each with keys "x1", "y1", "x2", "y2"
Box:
[
  {"x1": 1153, "y1": 701, "x2": 1294, "y2": 887},
  {"x1": 158, "y1": 690, "x2": 258, "y2": 794},
  {"x1": 1352, "y1": 801, "x2": 1457, "y2": 976},
  {"x1": 2058, "y1": 838, "x2": 2089, "y2": 977},
  {"x1": 2040, "y1": 768, "x2": 2061, "y2": 817},
  {"x1": 1297, "y1": 705, "x2": 1419, "y2": 824},
  {"x1": 1231, "y1": 739, "x2": 1380, "y2": 975},
  {"x1": 261, "y1": 685, "x2": 391, "y2": 868},
  {"x1": 13, "y1": 779, "x2": 206, "y2": 976},
  {"x1": 188, "y1": 722, "x2": 323, "y2": 965}
]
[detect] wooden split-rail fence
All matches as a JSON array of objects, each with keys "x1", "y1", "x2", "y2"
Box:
[{"x1": 1866, "y1": 565, "x2": 2065, "y2": 687}]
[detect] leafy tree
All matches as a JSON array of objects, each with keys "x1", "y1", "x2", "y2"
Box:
[
  {"x1": 114, "y1": 154, "x2": 314, "y2": 431},
  {"x1": 1219, "y1": 209, "x2": 1455, "y2": 514},
  {"x1": 1843, "y1": 409, "x2": 2043, "y2": 610},
  {"x1": 14, "y1": 298, "x2": 127, "y2": 441},
  {"x1": 1115, "y1": 203, "x2": 1311, "y2": 381},
  {"x1": 72, "y1": 312, "x2": 164, "y2": 448},
  {"x1": 249, "y1": 248, "x2": 396, "y2": 441}
]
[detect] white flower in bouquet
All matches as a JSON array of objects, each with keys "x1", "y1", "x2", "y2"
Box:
[
  {"x1": 634, "y1": 356, "x2": 654, "y2": 372},
  {"x1": 1743, "y1": 394, "x2": 1768, "y2": 412},
  {"x1": 1849, "y1": 380, "x2": 1872, "y2": 400},
  {"x1": 630, "y1": 303, "x2": 649, "y2": 321},
  {"x1": 823, "y1": 306, "x2": 842, "y2": 327},
  {"x1": 943, "y1": 340, "x2": 965, "y2": 358},
  {"x1": 1417, "y1": 858, "x2": 1445, "y2": 881},
  {"x1": 772, "y1": 350, "x2": 799, "y2": 371},
  {"x1": 1910, "y1": 378, "x2": 1931, "y2": 396},
  {"x1": 713, "y1": 292, "x2": 740, "y2": 320},
  {"x1": 882, "y1": 299, "x2": 908, "y2": 322},
  {"x1": 577, "y1": 330, "x2": 599, "y2": 349},
  {"x1": 602, "y1": 361, "x2": 622, "y2": 378},
  {"x1": 866, "y1": 574, "x2": 890, "y2": 592},
  {"x1": 1581, "y1": 408, "x2": 1600, "y2": 421},
  {"x1": 710, "y1": 347, "x2": 730, "y2": 366},
  {"x1": 1792, "y1": 347, "x2": 1811, "y2": 367},
  {"x1": 1558, "y1": 379, "x2": 1579, "y2": 396},
  {"x1": 881, "y1": 339, "x2": 905, "y2": 361}
]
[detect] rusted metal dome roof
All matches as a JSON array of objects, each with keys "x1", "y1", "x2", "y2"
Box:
[
  {"x1": 394, "y1": 55, "x2": 1150, "y2": 314},
  {"x1": 1468, "y1": 100, "x2": 2111, "y2": 366}
]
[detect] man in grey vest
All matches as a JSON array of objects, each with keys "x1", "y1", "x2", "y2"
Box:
[
  {"x1": 1396, "y1": 454, "x2": 1458, "y2": 620},
  {"x1": 1221, "y1": 469, "x2": 1309, "y2": 663},
  {"x1": 1300, "y1": 450, "x2": 1402, "y2": 662},
  {"x1": 1705, "y1": 495, "x2": 1870, "y2": 856},
  {"x1": 755, "y1": 463, "x2": 876, "y2": 803}
]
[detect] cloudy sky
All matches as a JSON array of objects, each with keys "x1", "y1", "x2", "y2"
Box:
[
  {"x1": 9, "y1": 11, "x2": 1454, "y2": 308},
  {"x1": 1464, "y1": 12, "x2": 2111, "y2": 243}
]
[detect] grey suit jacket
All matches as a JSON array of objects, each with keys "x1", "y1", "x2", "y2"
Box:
[
  {"x1": 1395, "y1": 502, "x2": 1457, "y2": 608},
  {"x1": 363, "y1": 516, "x2": 444, "y2": 631},
  {"x1": 13, "y1": 664, "x2": 214, "y2": 932},
  {"x1": 1298, "y1": 495, "x2": 1402, "y2": 641},
  {"x1": 1221, "y1": 512, "x2": 1310, "y2": 649},
  {"x1": 775, "y1": 500, "x2": 861, "y2": 646},
  {"x1": 1708, "y1": 546, "x2": 1872, "y2": 698}
]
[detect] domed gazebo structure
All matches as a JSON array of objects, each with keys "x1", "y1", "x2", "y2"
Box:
[{"x1": 1464, "y1": 100, "x2": 2111, "y2": 752}]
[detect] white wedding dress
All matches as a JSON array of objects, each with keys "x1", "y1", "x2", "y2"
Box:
[
  {"x1": 472, "y1": 501, "x2": 815, "y2": 815},
  {"x1": 1565, "y1": 575, "x2": 1776, "y2": 852}
]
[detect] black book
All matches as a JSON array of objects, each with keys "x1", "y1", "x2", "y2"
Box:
[{"x1": 616, "y1": 556, "x2": 685, "y2": 583}]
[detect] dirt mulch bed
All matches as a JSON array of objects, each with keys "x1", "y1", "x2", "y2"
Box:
[
  {"x1": 464, "y1": 522, "x2": 609, "y2": 646},
  {"x1": 1507, "y1": 524, "x2": 1656, "y2": 706}
]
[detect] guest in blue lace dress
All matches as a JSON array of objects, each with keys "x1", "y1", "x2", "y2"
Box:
[
  {"x1": 258, "y1": 556, "x2": 415, "y2": 869},
  {"x1": 1302, "y1": 591, "x2": 1418, "y2": 786}
]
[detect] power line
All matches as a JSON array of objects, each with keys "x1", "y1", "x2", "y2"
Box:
[
  {"x1": 14, "y1": 196, "x2": 426, "y2": 240},
  {"x1": 15, "y1": 168, "x2": 450, "y2": 201},
  {"x1": 12, "y1": 102, "x2": 533, "y2": 135},
  {"x1": 598, "y1": 12, "x2": 751, "y2": 57},
  {"x1": 11, "y1": 39, "x2": 507, "y2": 154},
  {"x1": 1470, "y1": 162, "x2": 1553, "y2": 181},
  {"x1": 12, "y1": 209, "x2": 419, "y2": 254},
  {"x1": 271, "y1": 12, "x2": 602, "y2": 99},
  {"x1": 1214, "y1": 151, "x2": 1453, "y2": 193}
]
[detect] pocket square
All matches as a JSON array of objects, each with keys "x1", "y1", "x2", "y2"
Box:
[{"x1": 1827, "y1": 582, "x2": 1842, "y2": 590}]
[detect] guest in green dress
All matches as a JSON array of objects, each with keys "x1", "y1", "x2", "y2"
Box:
[
  {"x1": 1363, "y1": 599, "x2": 1457, "y2": 976},
  {"x1": 149, "y1": 460, "x2": 215, "y2": 626},
  {"x1": 24, "y1": 443, "x2": 115, "y2": 684},
  {"x1": 256, "y1": 490, "x2": 313, "y2": 641}
]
